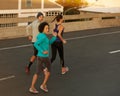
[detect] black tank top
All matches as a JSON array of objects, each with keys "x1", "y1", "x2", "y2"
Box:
[{"x1": 53, "y1": 24, "x2": 64, "y2": 42}]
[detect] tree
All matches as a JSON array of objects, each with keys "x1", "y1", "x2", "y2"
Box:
[
  {"x1": 56, "y1": 0, "x2": 88, "y2": 9},
  {"x1": 56, "y1": 0, "x2": 88, "y2": 14}
]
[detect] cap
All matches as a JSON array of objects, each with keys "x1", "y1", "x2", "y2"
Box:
[{"x1": 37, "y1": 12, "x2": 43, "y2": 18}]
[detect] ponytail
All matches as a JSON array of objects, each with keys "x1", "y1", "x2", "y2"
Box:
[
  {"x1": 51, "y1": 14, "x2": 63, "y2": 23},
  {"x1": 51, "y1": 16, "x2": 57, "y2": 23}
]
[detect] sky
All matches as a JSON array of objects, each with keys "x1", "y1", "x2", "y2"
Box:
[
  {"x1": 50, "y1": 0, "x2": 120, "y2": 7},
  {"x1": 80, "y1": 0, "x2": 120, "y2": 13},
  {"x1": 86, "y1": 0, "x2": 120, "y2": 7}
]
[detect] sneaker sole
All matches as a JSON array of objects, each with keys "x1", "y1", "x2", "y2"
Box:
[
  {"x1": 62, "y1": 67, "x2": 69, "y2": 74},
  {"x1": 29, "y1": 88, "x2": 39, "y2": 94},
  {"x1": 40, "y1": 85, "x2": 48, "y2": 92}
]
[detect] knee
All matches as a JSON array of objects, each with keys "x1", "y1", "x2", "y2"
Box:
[
  {"x1": 45, "y1": 72, "x2": 50, "y2": 77},
  {"x1": 48, "y1": 72, "x2": 50, "y2": 77},
  {"x1": 34, "y1": 73, "x2": 39, "y2": 78}
]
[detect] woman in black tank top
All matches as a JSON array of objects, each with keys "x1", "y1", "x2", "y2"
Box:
[{"x1": 51, "y1": 14, "x2": 69, "y2": 74}]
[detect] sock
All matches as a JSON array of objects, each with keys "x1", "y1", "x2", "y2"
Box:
[{"x1": 28, "y1": 62, "x2": 33, "y2": 69}]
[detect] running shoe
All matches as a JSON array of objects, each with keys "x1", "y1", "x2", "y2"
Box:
[
  {"x1": 61, "y1": 67, "x2": 69, "y2": 74},
  {"x1": 29, "y1": 88, "x2": 39, "y2": 94},
  {"x1": 43, "y1": 68, "x2": 48, "y2": 72},
  {"x1": 25, "y1": 66, "x2": 30, "y2": 74},
  {"x1": 40, "y1": 85, "x2": 48, "y2": 92}
]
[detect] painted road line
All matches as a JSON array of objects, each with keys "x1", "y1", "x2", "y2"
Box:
[
  {"x1": 66, "y1": 31, "x2": 120, "y2": 40},
  {"x1": 109, "y1": 50, "x2": 120, "y2": 54},
  {"x1": 0, "y1": 75, "x2": 15, "y2": 81},
  {"x1": 0, "y1": 44, "x2": 32, "y2": 51},
  {"x1": 0, "y1": 31, "x2": 120, "y2": 51}
]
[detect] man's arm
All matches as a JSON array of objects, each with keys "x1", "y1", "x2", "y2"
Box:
[{"x1": 26, "y1": 23, "x2": 32, "y2": 41}]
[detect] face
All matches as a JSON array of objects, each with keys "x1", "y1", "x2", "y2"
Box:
[
  {"x1": 38, "y1": 15, "x2": 44, "y2": 21},
  {"x1": 60, "y1": 18, "x2": 64, "y2": 23},
  {"x1": 43, "y1": 25, "x2": 49, "y2": 34}
]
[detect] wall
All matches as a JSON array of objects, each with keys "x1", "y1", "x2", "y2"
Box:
[
  {"x1": 0, "y1": 13, "x2": 120, "y2": 39},
  {"x1": 0, "y1": 0, "x2": 18, "y2": 9}
]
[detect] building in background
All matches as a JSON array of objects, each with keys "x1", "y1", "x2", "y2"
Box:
[
  {"x1": 0, "y1": 0, "x2": 63, "y2": 17},
  {"x1": 0, "y1": 0, "x2": 63, "y2": 28}
]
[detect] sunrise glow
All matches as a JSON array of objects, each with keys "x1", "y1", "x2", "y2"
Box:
[
  {"x1": 50, "y1": 0, "x2": 56, "y2": 1},
  {"x1": 50, "y1": 0, "x2": 120, "y2": 7},
  {"x1": 86, "y1": 0, "x2": 96, "y2": 3},
  {"x1": 86, "y1": 0, "x2": 120, "y2": 7}
]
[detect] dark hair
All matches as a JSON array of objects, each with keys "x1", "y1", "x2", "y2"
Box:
[
  {"x1": 37, "y1": 12, "x2": 43, "y2": 18},
  {"x1": 51, "y1": 14, "x2": 63, "y2": 23},
  {"x1": 38, "y1": 22, "x2": 49, "y2": 33}
]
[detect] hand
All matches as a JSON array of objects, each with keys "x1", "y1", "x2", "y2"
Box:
[
  {"x1": 52, "y1": 32, "x2": 57, "y2": 37},
  {"x1": 28, "y1": 36, "x2": 32, "y2": 41},
  {"x1": 63, "y1": 39, "x2": 67, "y2": 44},
  {"x1": 43, "y1": 51, "x2": 48, "y2": 54}
]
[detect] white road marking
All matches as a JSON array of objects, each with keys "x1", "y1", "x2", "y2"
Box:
[
  {"x1": 66, "y1": 30, "x2": 120, "y2": 40},
  {"x1": 0, "y1": 30, "x2": 120, "y2": 51},
  {"x1": 109, "y1": 50, "x2": 120, "y2": 54},
  {"x1": 0, "y1": 44, "x2": 32, "y2": 51},
  {"x1": 0, "y1": 75, "x2": 15, "y2": 81}
]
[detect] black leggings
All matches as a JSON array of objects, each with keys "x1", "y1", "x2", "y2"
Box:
[{"x1": 51, "y1": 41, "x2": 65, "y2": 67}]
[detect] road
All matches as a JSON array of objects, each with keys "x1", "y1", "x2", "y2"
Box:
[{"x1": 0, "y1": 26, "x2": 120, "y2": 96}]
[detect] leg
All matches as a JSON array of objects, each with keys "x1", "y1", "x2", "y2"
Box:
[
  {"x1": 26, "y1": 45, "x2": 38, "y2": 73},
  {"x1": 30, "y1": 74, "x2": 38, "y2": 89},
  {"x1": 57, "y1": 42, "x2": 69, "y2": 74},
  {"x1": 40, "y1": 58, "x2": 51, "y2": 92},
  {"x1": 40, "y1": 71, "x2": 50, "y2": 92},
  {"x1": 29, "y1": 57, "x2": 43, "y2": 93},
  {"x1": 57, "y1": 42, "x2": 64, "y2": 67},
  {"x1": 28, "y1": 55, "x2": 36, "y2": 68},
  {"x1": 28, "y1": 45, "x2": 38, "y2": 68},
  {"x1": 29, "y1": 73, "x2": 39, "y2": 93},
  {"x1": 51, "y1": 42, "x2": 57, "y2": 63},
  {"x1": 41, "y1": 71, "x2": 50, "y2": 88}
]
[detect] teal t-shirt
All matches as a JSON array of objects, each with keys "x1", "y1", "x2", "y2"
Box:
[{"x1": 34, "y1": 33, "x2": 56, "y2": 57}]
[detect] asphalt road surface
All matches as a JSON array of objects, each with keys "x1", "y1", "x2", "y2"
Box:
[{"x1": 0, "y1": 27, "x2": 120, "y2": 96}]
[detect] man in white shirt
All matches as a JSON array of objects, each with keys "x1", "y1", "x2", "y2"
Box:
[{"x1": 25, "y1": 12, "x2": 44, "y2": 74}]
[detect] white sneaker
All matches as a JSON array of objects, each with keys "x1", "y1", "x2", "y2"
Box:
[
  {"x1": 29, "y1": 88, "x2": 39, "y2": 94},
  {"x1": 62, "y1": 67, "x2": 69, "y2": 74},
  {"x1": 40, "y1": 85, "x2": 48, "y2": 92},
  {"x1": 43, "y1": 68, "x2": 48, "y2": 72}
]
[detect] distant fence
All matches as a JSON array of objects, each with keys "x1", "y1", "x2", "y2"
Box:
[{"x1": 0, "y1": 13, "x2": 120, "y2": 39}]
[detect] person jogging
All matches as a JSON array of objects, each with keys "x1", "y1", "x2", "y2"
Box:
[
  {"x1": 29, "y1": 22, "x2": 57, "y2": 94},
  {"x1": 51, "y1": 14, "x2": 69, "y2": 74},
  {"x1": 25, "y1": 12, "x2": 44, "y2": 74}
]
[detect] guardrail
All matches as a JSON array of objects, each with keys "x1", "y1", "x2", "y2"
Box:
[{"x1": 0, "y1": 13, "x2": 120, "y2": 39}]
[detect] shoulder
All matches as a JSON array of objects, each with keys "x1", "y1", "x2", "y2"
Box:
[
  {"x1": 32, "y1": 19, "x2": 38, "y2": 24},
  {"x1": 58, "y1": 24, "x2": 64, "y2": 30},
  {"x1": 38, "y1": 33, "x2": 46, "y2": 38}
]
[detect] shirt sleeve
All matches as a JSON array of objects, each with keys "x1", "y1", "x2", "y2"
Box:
[
  {"x1": 26, "y1": 23, "x2": 32, "y2": 36},
  {"x1": 49, "y1": 36, "x2": 56, "y2": 44},
  {"x1": 34, "y1": 34, "x2": 45, "y2": 53}
]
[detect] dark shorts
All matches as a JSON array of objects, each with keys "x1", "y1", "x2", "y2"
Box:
[
  {"x1": 36, "y1": 57, "x2": 51, "y2": 74},
  {"x1": 32, "y1": 43, "x2": 38, "y2": 56}
]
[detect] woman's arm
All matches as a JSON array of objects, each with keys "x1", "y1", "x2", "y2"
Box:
[
  {"x1": 34, "y1": 34, "x2": 44, "y2": 53},
  {"x1": 49, "y1": 32, "x2": 57, "y2": 44}
]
